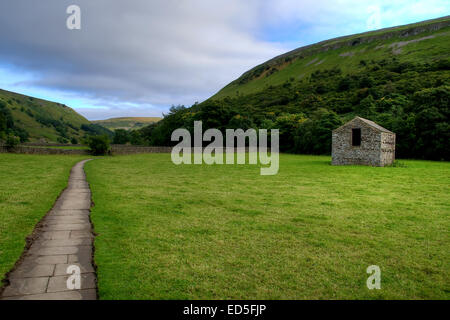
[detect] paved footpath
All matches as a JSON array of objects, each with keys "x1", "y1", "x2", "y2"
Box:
[{"x1": 1, "y1": 159, "x2": 97, "y2": 300}]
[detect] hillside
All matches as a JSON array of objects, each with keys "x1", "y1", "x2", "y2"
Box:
[
  {"x1": 213, "y1": 16, "x2": 450, "y2": 99},
  {"x1": 0, "y1": 89, "x2": 111, "y2": 143},
  {"x1": 139, "y1": 16, "x2": 450, "y2": 160},
  {"x1": 93, "y1": 117, "x2": 161, "y2": 131}
]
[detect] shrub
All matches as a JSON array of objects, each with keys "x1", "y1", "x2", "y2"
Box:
[
  {"x1": 70, "y1": 137, "x2": 78, "y2": 145},
  {"x1": 57, "y1": 136, "x2": 68, "y2": 144},
  {"x1": 388, "y1": 161, "x2": 408, "y2": 168},
  {"x1": 87, "y1": 135, "x2": 110, "y2": 155},
  {"x1": 113, "y1": 129, "x2": 129, "y2": 144},
  {"x1": 5, "y1": 134, "x2": 20, "y2": 150}
]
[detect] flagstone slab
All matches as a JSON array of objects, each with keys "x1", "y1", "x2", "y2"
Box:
[
  {"x1": 47, "y1": 273, "x2": 96, "y2": 293},
  {"x1": 1, "y1": 289, "x2": 96, "y2": 300},
  {"x1": 68, "y1": 246, "x2": 93, "y2": 264},
  {"x1": 42, "y1": 223, "x2": 91, "y2": 231},
  {"x1": 54, "y1": 263, "x2": 94, "y2": 276},
  {"x1": 35, "y1": 238, "x2": 91, "y2": 247},
  {"x1": 2, "y1": 277, "x2": 49, "y2": 297},
  {"x1": 35, "y1": 255, "x2": 68, "y2": 265},
  {"x1": 70, "y1": 230, "x2": 94, "y2": 239},
  {"x1": 50, "y1": 209, "x2": 90, "y2": 216},
  {"x1": 9, "y1": 264, "x2": 55, "y2": 279},
  {"x1": 39, "y1": 231, "x2": 71, "y2": 240},
  {"x1": 29, "y1": 245, "x2": 81, "y2": 256},
  {"x1": 59, "y1": 198, "x2": 91, "y2": 210},
  {"x1": 43, "y1": 217, "x2": 90, "y2": 225}
]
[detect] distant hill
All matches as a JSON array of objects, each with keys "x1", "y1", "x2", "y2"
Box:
[
  {"x1": 139, "y1": 16, "x2": 450, "y2": 160},
  {"x1": 0, "y1": 89, "x2": 112, "y2": 143},
  {"x1": 93, "y1": 117, "x2": 161, "y2": 131}
]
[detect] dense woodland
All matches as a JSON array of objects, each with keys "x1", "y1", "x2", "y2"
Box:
[{"x1": 135, "y1": 57, "x2": 449, "y2": 160}]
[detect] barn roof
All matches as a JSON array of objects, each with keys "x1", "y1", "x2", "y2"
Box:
[{"x1": 333, "y1": 117, "x2": 393, "y2": 133}]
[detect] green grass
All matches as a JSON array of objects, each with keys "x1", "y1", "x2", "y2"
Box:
[
  {"x1": 84, "y1": 153, "x2": 450, "y2": 299},
  {"x1": 0, "y1": 154, "x2": 88, "y2": 282}
]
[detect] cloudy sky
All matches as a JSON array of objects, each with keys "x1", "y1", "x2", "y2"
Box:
[{"x1": 0, "y1": 1, "x2": 448, "y2": 120}]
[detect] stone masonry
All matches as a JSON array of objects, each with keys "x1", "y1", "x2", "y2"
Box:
[
  {"x1": 332, "y1": 117, "x2": 395, "y2": 166},
  {"x1": 0, "y1": 160, "x2": 97, "y2": 300}
]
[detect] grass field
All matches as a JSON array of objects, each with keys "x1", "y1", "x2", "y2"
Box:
[
  {"x1": 0, "y1": 154, "x2": 88, "y2": 282},
  {"x1": 84, "y1": 153, "x2": 450, "y2": 299}
]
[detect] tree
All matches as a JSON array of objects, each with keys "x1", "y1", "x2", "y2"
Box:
[
  {"x1": 294, "y1": 109, "x2": 342, "y2": 155},
  {"x1": 412, "y1": 86, "x2": 450, "y2": 160},
  {"x1": 274, "y1": 113, "x2": 306, "y2": 152},
  {"x1": 356, "y1": 94, "x2": 376, "y2": 118},
  {"x1": 5, "y1": 134, "x2": 20, "y2": 150},
  {"x1": 113, "y1": 129, "x2": 129, "y2": 144},
  {"x1": 87, "y1": 135, "x2": 110, "y2": 155},
  {"x1": 129, "y1": 130, "x2": 144, "y2": 145},
  {"x1": 337, "y1": 76, "x2": 352, "y2": 91},
  {"x1": 359, "y1": 75, "x2": 374, "y2": 88}
]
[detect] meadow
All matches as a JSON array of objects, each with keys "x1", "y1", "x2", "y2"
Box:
[
  {"x1": 0, "y1": 154, "x2": 88, "y2": 281},
  {"x1": 84, "y1": 153, "x2": 449, "y2": 299}
]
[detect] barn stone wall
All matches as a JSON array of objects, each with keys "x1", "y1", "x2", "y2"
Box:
[
  {"x1": 380, "y1": 132, "x2": 396, "y2": 166},
  {"x1": 331, "y1": 117, "x2": 397, "y2": 166}
]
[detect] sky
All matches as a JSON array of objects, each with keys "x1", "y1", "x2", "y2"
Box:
[{"x1": 0, "y1": 0, "x2": 448, "y2": 120}]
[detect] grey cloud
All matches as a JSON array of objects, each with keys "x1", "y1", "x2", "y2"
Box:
[{"x1": 0, "y1": 0, "x2": 284, "y2": 119}]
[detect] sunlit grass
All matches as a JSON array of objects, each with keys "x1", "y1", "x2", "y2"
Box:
[{"x1": 85, "y1": 153, "x2": 450, "y2": 299}]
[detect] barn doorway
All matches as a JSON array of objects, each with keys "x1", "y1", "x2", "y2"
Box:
[{"x1": 352, "y1": 128, "x2": 361, "y2": 146}]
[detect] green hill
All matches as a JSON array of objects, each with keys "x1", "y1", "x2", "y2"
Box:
[
  {"x1": 0, "y1": 89, "x2": 111, "y2": 143},
  {"x1": 213, "y1": 16, "x2": 450, "y2": 99},
  {"x1": 139, "y1": 16, "x2": 450, "y2": 160},
  {"x1": 93, "y1": 117, "x2": 161, "y2": 131}
]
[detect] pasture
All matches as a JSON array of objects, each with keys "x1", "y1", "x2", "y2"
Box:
[{"x1": 83, "y1": 153, "x2": 449, "y2": 299}]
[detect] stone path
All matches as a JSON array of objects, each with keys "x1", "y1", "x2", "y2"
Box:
[{"x1": 0, "y1": 159, "x2": 97, "y2": 300}]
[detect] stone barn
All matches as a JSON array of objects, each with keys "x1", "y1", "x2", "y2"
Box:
[{"x1": 332, "y1": 117, "x2": 395, "y2": 166}]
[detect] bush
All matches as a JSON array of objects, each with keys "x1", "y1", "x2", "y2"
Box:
[
  {"x1": 57, "y1": 136, "x2": 68, "y2": 144},
  {"x1": 294, "y1": 109, "x2": 342, "y2": 155},
  {"x1": 71, "y1": 137, "x2": 78, "y2": 145},
  {"x1": 87, "y1": 135, "x2": 110, "y2": 155},
  {"x1": 113, "y1": 129, "x2": 129, "y2": 144},
  {"x1": 5, "y1": 134, "x2": 20, "y2": 150}
]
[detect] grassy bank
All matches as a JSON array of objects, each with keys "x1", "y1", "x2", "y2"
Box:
[
  {"x1": 85, "y1": 154, "x2": 449, "y2": 299},
  {"x1": 0, "y1": 154, "x2": 88, "y2": 282}
]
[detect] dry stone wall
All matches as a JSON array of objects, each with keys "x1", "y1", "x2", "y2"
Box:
[{"x1": 0, "y1": 144, "x2": 172, "y2": 155}]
